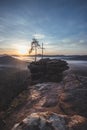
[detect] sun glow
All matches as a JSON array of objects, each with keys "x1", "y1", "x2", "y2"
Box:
[{"x1": 17, "y1": 45, "x2": 28, "y2": 55}]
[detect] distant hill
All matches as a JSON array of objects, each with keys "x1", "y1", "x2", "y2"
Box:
[
  {"x1": 0, "y1": 55, "x2": 24, "y2": 65},
  {"x1": 66, "y1": 55, "x2": 87, "y2": 60},
  {"x1": 27, "y1": 54, "x2": 87, "y2": 60},
  {"x1": 0, "y1": 55, "x2": 30, "y2": 112}
]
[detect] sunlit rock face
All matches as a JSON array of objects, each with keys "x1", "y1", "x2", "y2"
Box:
[
  {"x1": 3, "y1": 72, "x2": 87, "y2": 130},
  {"x1": 12, "y1": 112, "x2": 87, "y2": 130},
  {"x1": 28, "y1": 58, "x2": 69, "y2": 83}
]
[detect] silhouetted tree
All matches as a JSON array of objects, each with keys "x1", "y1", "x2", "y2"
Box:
[{"x1": 29, "y1": 38, "x2": 41, "y2": 62}]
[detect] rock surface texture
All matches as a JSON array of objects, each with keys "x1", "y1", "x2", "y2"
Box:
[
  {"x1": 10, "y1": 72, "x2": 87, "y2": 130},
  {"x1": 59, "y1": 73, "x2": 87, "y2": 117},
  {"x1": 28, "y1": 59, "x2": 69, "y2": 83},
  {"x1": 12, "y1": 112, "x2": 87, "y2": 130}
]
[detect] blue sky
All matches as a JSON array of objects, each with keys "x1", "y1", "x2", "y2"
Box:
[{"x1": 0, "y1": 0, "x2": 87, "y2": 55}]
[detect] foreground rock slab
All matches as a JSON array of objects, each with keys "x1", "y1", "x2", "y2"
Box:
[
  {"x1": 12, "y1": 112, "x2": 87, "y2": 130},
  {"x1": 59, "y1": 73, "x2": 87, "y2": 117},
  {"x1": 3, "y1": 72, "x2": 87, "y2": 130}
]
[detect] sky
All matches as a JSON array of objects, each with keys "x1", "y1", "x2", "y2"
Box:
[{"x1": 0, "y1": 0, "x2": 87, "y2": 55}]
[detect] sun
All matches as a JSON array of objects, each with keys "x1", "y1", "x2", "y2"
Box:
[{"x1": 18, "y1": 45, "x2": 28, "y2": 55}]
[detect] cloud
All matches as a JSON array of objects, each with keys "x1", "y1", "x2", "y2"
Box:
[
  {"x1": 79, "y1": 40, "x2": 85, "y2": 43},
  {"x1": 44, "y1": 42, "x2": 49, "y2": 45},
  {"x1": 33, "y1": 34, "x2": 45, "y2": 39},
  {"x1": 61, "y1": 39, "x2": 71, "y2": 43}
]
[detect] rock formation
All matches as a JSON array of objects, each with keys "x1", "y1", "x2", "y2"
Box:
[
  {"x1": 28, "y1": 58, "x2": 69, "y2": 83},
  {"x1": 9, "y1": 72, "x2": 87, "y2": 130},
  {"x1": 12, "y1": 112, "x2": 87, "y2": 130},
  {"x1": 59, "y1": 73, "x2": 87, "y2": 117}
]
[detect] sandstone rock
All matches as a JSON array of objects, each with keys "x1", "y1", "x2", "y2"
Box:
[
  {"x1": 12, "y1": 112, "x2": 87, "y2": 130},
  {"x1": 28, "y1": 59, "x2": 69, "y2": 83},
  {"x1": 59, "y1": 73, "x2": 87, "y2": 117},
  {"x1": 3, "y1": 73, "x2": 87, "y2": 130}
]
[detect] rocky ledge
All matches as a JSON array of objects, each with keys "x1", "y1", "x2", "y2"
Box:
[
  {"x1": 12, "y1": 112, "x2": 87, "y2": 130},
  {"x1": 28, "y1": 58, "x2": 69, "y2": 83},
  {"x1": 8, "y1": 72, "x2": 87, "y2": 130}
]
